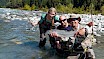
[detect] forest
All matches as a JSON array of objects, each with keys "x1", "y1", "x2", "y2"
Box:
[{"x1": 0, "y1": 0, "x2": 104, "y2": 15}]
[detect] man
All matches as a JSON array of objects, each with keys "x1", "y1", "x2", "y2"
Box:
[
  {"x1": 30, "y1": 7, "x2": 60, "y2": 48},
  {"x1": 50, "y1": 15, "x2": 74, "y2": 49},
  {"x1": 50, "y1": 15, "x2": 73, "y2": 36},
  {"x1": 71, "y1": 18, "x2": 95, "y2": 59},
  {"x1": 57, "y1": 16, "x2": 73, "y2": 31}
]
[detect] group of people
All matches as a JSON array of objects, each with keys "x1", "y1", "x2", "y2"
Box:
[{"x1": 30, "y1": 7, "x2": 96, "y2": 59}]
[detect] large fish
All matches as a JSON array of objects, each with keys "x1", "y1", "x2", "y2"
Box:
[{"x1": 46, "y1": 29, "x2": 76, "y2": 41}]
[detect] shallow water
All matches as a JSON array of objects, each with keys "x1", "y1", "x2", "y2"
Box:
[
  {"x1": 0, "y1": 18, "x2": 66, "y2": 59},
  {"x1": 0, "y1": 18, "x2": 104, "y2": 59},
  {"x1": 0, "y1": 9, "x2": 104, "y2": 59}
]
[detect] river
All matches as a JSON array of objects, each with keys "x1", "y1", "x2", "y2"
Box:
[{"x1": 0, "y1": 8, "x2": 104, "y2": 59}]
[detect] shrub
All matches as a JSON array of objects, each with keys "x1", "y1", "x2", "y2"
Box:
[
  {"x1": 23, "y1": 4, "x2": 31, "y2": 10},
  {"x1": 31, "y1": 4, "x2": 36, "y2": 10},
  {"x1": 101, "y1": 5, "x2": 104, "y2": 15},
  {"x1": 41, "y1": 6, "x2": 48, "y2": 12}
]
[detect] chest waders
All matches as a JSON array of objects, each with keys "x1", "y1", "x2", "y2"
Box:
[
  {"x1": 39, "y1": 15, "x2": 55, "y2": 48},
  {"x1": 56, "y1": 29, "x2": 89, "y2": 58}
]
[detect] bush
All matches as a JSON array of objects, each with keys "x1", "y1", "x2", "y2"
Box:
[
  {"x1": 23, "y1": 4, "x2": 31, "y2": 10},
  {"x1": 56, "y1": 4, "x2": 66, "y2": 13},
  {"x1": 101, "y1": 5, "x2": 104, "y2": 15},
  {"x1": 31, "y1": 4, "x2": 35, "y2": 10},
  {"x1": 66, "y1": 4, "x2": 73, "y2": 13},
  {"x1": 40, "y1": 6, "x2": 48, "y2": 12}
]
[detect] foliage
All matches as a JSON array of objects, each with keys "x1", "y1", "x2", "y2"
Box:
[
  {"x1": 66, "y1": 3, "x2": 73, "y2": 13},
  {"x1": 31, "y1": 4, "x2": 35, "y2": 10},
  {"x1": 56, "y1": 4, "x2": 65, "y2": 13},
  {"x1": 0, "y1": 0, "x2": 104, "y2": 15},
  {"x1": 40, "y1": 6, "x2": 48, "y2": 12},
  {"x1": 101, "y1": 5, "x2": 104, "y2": 15},
  {"x1": 23, "y1": 4, "x2": 31, "y2": 10}
]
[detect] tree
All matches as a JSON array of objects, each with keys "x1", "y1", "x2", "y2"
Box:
[
  {"x1": 89, "y1": 3, "x2": 95, "y2": 14},
  {"x1": 41, "y1": 0, "x2": 48, "y2": 7},
  {"x1": 30, "y1": 0, "x2": 34, "y2": 7},
  {"x1": 24, "y1": 4, "x2": 31, "y2": 10},
  {"x1": 31, "y1": 4, "x2": 35, "y2": 10},
  {"x1": 101, "y1": 5, "x2": 104, "y2": 15}
]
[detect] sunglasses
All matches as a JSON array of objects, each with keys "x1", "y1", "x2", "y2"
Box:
[{"x1": 60, "y1": 19, "x2": 67, "y2": 22}]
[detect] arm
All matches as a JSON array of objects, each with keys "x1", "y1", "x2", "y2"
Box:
[
  {"x1": 30, "y1": 14, "x2": 46, "y2": 26},
  {"x1": 30, "y1": 20, "x2": 38, "y2": 26},
  {"x1": 50, "y1": 32, "x2": 59, "y2": 37},
  {"x1": 29, "y1": 14, "x2": 45, "y2": 26},
  {"x1": 50, "y1": 32, "x2": 62, "y2": 49},
  {"x1": 74, "y1": 28, "x2": 86, "y2": 37}
]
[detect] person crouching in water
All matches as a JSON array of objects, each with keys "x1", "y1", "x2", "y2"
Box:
[
  {"x1": 30, "y1": 7, "x2": 60, "y2": 48},
  {"x1": 50, "y1": 15, "x2": 73, "y2": 49}
]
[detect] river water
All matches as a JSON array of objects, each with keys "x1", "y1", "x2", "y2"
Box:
[{"x1": 0, "y1": 8, "x2": 104, "y2": 59}]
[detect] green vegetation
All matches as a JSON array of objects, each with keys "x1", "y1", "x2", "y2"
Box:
[
  {"x1": 101, "y1": 6, "x2": 104, "y2": 15},
  {"x1": 0, "y1": 0, "x2": 104, "y2": 15}
]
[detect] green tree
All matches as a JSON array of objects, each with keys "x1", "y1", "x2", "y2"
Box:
[
  {"x1": 24, "y1": 4, "x2": 31, "y2": 10},
  {"x1": 31, "y1": 4, "x2": 35, "y2": 10},
  {"x1": 56, "y1": 4, "x2": 66, "y2": 13},
  {"x1": 89, "y1": 3, "x2": 95, "y2": 14},
  {"x1": 66, "y1": 3, "x2": 73, "y2": 13},
  {"x1": 101, "y1": 5, "x2": 104, "y2": 15},
  {"x1": 41, "y1": 0, "x2": 48, "y2": 7}
]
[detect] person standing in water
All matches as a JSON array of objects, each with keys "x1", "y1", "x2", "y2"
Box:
[{"x1": 30, "y1": 7, "x2": 60, "y2": 48}]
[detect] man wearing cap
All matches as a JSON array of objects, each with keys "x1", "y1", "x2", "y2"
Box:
[{"x1": 70, "y1": 17, "x2": 96, "y2": 59}]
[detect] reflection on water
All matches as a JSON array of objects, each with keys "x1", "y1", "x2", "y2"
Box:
[{"x1": 0, "y1": 18, "x2": 104, "y2": 59}]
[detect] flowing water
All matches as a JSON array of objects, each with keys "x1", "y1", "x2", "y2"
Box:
[{"x1": 0, "y1": 8, "x2": 104, "y2": 59}]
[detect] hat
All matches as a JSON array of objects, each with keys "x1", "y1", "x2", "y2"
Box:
[
  {"x1": 70, "y1": 15, "x2": 76, "y2": 18},
  {"x1": 67, "y1": 17, "x2": 81, "y2": 23}
]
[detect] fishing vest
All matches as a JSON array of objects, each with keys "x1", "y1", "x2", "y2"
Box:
[{"x1": 72, "y1": 28, "x2": 88, "y2": 52}]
